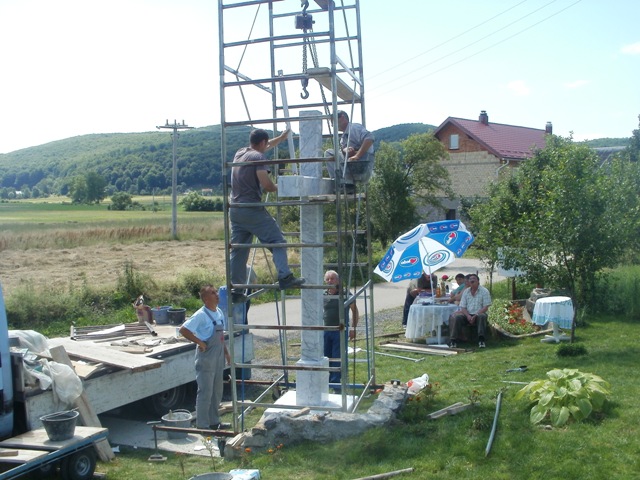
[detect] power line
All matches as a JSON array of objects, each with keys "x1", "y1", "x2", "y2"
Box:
[
  {"x1": 369, "y1": 0, "x2": 582, "y2": 100},
  {"x1": 367, "y1": 0, "x2": 529, "y2": 82}
]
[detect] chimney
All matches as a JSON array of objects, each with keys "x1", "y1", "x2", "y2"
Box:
[
  {"x1": 545, "y1": 121, "x2": 553, "y2": 134},
  {"x1": 479, "y1": 110, "x2": 489, "y2": 125}
]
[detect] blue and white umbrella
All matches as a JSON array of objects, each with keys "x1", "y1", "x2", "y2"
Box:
[{"x1": 374, "y1": 220, "x2": 474, "y2": 282}]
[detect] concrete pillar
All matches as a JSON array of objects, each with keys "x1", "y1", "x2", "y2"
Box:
[{"x1": 296, "y1": 110, "x2": 329, "y2": 406}]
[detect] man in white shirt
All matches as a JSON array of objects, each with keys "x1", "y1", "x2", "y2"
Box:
[{"x1": 448, "y1": 274, "x2": 492, "y2": 349}]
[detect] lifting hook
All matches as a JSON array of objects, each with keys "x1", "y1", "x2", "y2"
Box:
[{"x1": 300, "y1": 78, "x2": 309, "y2": 99}]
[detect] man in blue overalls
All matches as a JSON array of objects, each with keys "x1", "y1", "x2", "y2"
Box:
[{"x1": 179, "y1": 285, "x2": 231, "y2": 430}]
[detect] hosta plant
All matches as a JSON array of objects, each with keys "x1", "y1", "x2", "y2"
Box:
[{"x1": 515, "y1": 368, "x2": 611, "y2": 427}]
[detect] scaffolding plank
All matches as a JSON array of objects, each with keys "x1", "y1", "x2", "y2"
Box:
[
  {"x1": 47, "y1": 338, "x2": 163, "y2": 372},
  {"x1": 307, "y1": 67, "x2": 361, "y2": 102}
]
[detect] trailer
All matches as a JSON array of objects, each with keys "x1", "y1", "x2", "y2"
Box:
[
  {"x1": 0, "y1": 280, "x2": 254, "y2": 475},
  {"x1": 12, "y1": 325, "x2": 254, "y2": 430},
  {"x1": 0, "y1": 426, "x2": 108, "y2": 480}
]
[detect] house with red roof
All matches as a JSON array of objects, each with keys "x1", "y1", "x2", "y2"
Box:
[{"x1": 433, "y1": 110, "x2": 551, "y2": 219}]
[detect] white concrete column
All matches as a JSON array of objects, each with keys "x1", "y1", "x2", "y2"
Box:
[{"x1": 296, "y1": 110, "x2": 329, "y2": 406}]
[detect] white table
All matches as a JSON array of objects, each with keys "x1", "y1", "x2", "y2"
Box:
[
  {"x1": 532, "y1": 296, "x2": 574, "y2": 343},
  {"x1": 406, "y1": 304, "x2": 458, "y2": 344}
]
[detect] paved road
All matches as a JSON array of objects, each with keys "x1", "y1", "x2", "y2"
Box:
[{"x1": 246, "y1": 258, "x2": 502, "y2": 339}]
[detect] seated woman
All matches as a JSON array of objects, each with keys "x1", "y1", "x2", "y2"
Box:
[
  {"x1": 449, "y1": 273, "x2": 469, "y2": 304},
  {"x1": 402, "y1": 272, "x2": 437, "y2": 328}
]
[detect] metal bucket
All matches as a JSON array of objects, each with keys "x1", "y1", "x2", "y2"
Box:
[
  {"x1": 40, "y1": 410, "x2": 79, "y2": 441},
  {"x1": 168, "y1": 308, "x2": 186, "y2": 326},
  {"x1": 161, "y1": 409, "x2": 193, "y2": 439},
  {"x1": 151, "y1": 306, "x2": 172, "y2": 325}
]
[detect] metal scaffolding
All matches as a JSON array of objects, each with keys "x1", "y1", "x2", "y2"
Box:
[{"x1": 218, "y1": 0, "x2": 374, "y2": 431}]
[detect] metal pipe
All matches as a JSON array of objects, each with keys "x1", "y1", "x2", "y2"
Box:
[{"x1": 485, "y1": 390, "x2": 503, "y2": 457}]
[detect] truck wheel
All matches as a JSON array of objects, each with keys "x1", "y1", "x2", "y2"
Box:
[
  {"x1": 145, "y1": 385, "x2": 187, "y2": 416},
  {"x1": 60, "y1": 447, "x2": 96, "y2": 480}
]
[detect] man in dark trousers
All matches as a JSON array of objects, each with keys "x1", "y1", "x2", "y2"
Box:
[{"x1": 229, "y1": 128, "x2": 305, "y2": 303}]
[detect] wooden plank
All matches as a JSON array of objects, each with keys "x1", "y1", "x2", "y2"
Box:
[
  {"x1": 426, "y1": 402, "x2": 465, "y2": 420},
  {"x1": 0, "y1": 426, "x2": 107, "y2": 450},
  {"x1": 48, "y1": 337, "x2": 163, "y2": 372},
  {"x1": 307, "y1": 67, "x2": 361, "y2": 102},
  {"x1": 378, "y1": 342, "x2": 457, "y2": 356},
  {"x1": 49, "y1": 346, "x2": 115, "y2": 462},
  {"x1": 72, "y1": 362, "x2": 104, "y2": 380},
  {"x1": 0, "y1": 448, "x2": 48, "y2": 464}
]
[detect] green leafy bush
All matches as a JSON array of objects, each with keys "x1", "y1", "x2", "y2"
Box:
[{"x1": 515, "y1": 368, "x2": 611, "y2": 427}]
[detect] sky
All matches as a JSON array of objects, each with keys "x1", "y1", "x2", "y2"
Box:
[{"x1": 0, "y1": 0, "x2": 638, "y2": 154}]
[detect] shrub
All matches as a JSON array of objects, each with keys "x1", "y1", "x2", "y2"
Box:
[
  {"x1": 515, "y1": 368, "x2": 611, "y2": 427},
  {"x1": 557, "y1": 343, "x2": 588, "y2": 357}
]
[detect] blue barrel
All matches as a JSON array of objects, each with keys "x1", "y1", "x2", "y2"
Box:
[
  {"x1": 218, "y1": 286, "x2": 247, "y2": 325},
  {"x1": 151, "y1": 306, "x2": 172, "y2": 325}
]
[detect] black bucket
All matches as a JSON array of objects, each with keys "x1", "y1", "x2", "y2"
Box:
[
  {"x1": 168, "y1": 308, "x2": 186, "y2": 326},
  {"x1": 40, "y1": 410, "x2": 79, "y2": 441}
]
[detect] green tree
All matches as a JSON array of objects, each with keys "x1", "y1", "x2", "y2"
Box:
[
  {"x1": 369, "y1": 133, "x2": 452, "y2": 248},
  {"x1": 624, "y1": 113, "x2": 640, "y2": 162},
  {"x1": 68, "y1": 175, "x2": 88, "y2": 203},
  {"x1": 469, "y1": 135, "x2": 639, "y2": 310},
  {"x1": 402, "y1": 132, "x2": 452, "y2": 207},
  {"x1": 85, "y1": 172, "x2": 107, "y2": 204},
  {"x1": 180, "y1": 191, "x2": 219, "y2": 212},
  {"x1": 110, "y1": 192, "x2": 134, "y2": 211},
  {"x1": 369, "y1": 142, "x2": 417, "y2": 248}
]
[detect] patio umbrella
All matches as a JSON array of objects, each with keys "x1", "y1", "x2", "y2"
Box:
[{"x1": 374, "y1": 220, "x2": 474, "y2": 283}]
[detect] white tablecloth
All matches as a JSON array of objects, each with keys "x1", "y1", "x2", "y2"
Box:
[
  {"x1": 406, "y1": 304, "x2": 458, "y2": 343},
  {"x1": 532, "y1": 296, "x2": 574, "y2": 329}
]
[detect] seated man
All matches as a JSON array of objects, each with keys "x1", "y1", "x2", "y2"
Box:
[
  {"x1": 324, "y1": 110, "x2": 375, "y2": 188},
  {"x1": 449, "y1": 273, "x2": 468, "y2": 304},
  {"x1": 448, "y1": 274, "x2": 492, "y2": 348},
  {"x1": 402, "y1": 272, "x2": 437, "y2": 328}
]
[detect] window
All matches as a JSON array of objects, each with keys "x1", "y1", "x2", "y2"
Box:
[{"x1": 449, "y1": 134, "x2": 459, "y2": 150}]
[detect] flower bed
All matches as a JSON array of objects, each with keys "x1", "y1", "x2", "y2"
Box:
[{"x1": 489, "y1": 299, "x2": 551, "y2": 339}]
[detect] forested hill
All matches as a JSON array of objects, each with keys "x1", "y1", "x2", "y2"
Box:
[
  {"x1": 0, "y1": 123, "x2": 629, "y2": 197},
  {"x1": 0, "y1": 123, "x2": 434, "y2": 196}
]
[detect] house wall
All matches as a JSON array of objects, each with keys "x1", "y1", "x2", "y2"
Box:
[{"x1": 437, "y1": 124, "x2": 501, "y2": 198}]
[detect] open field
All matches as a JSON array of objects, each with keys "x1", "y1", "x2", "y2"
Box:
[{"x1": 0, "y1": 199, "x2": 228, "y2": 296}]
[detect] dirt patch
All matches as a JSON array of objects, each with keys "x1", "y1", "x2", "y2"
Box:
[{"x1": 0, "y1": 240, "x2": 233, "y2": 297}]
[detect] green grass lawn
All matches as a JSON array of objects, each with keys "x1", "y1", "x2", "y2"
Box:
[{"x1": 98, "y1": 313, "x2": 639, "y2": 480}]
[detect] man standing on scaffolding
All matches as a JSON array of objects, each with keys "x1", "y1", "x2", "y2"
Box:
[{"x1": 229, "y1": 128, "x2": 306, "y2": 303}]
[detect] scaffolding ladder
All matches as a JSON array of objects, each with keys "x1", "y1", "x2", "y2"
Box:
[{"x1": 218, "y1": 0, "x2": 374, "y2": 431}]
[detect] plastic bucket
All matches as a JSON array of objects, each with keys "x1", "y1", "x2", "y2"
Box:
[
  {"x1": 40, "y1": 410, "x2": 79, "y2": 441},
  {"x1": 167, "y1": 308, "x2": 186, "y2": 326},
  {"x1": 161, "y1": 409, "x2": 193, "y2": 439},
  {"x1": 188, "y1": 474, "x2": 233, "y2": 480},
  {"x1": 152, "y1": 306, "x2": 172, "y2": 325}
]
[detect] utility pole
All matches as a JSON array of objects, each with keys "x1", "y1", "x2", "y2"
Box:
[{"x1": 156, "y1": 119, "x2": 193, "y2": 239}]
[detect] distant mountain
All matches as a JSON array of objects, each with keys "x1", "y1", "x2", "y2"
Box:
[
  {"x1": 0, "y1": 122, "x2": 628, "y2": 198},
  {"x1": 373, "y1": 123, "x2": 436, "y2": 147}
]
